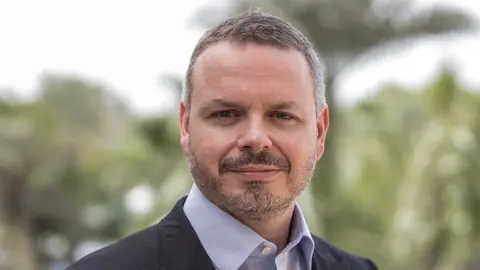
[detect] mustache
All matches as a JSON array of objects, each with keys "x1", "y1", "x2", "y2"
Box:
[{"x1": 219, "y1": 150, "x2": 290, "y2": 172}]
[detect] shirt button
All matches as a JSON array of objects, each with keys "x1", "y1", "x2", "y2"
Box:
[{"x1": 262, "y1": 247, "x2": 272, "y2": 255}]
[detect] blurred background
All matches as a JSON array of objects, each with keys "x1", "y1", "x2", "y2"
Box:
[{"x1": 1, "y1": 0, "x2": 479, "y2": 269}]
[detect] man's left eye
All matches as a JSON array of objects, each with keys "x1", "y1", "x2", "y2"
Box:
[{"x1": 272, "y1": 113, "x2": 293, "y2": 120}]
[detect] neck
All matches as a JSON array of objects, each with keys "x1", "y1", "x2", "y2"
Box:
[{"x1": 240, "y1": 202, "x2": 296, "y2": 252}]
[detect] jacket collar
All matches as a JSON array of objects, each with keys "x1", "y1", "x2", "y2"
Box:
[
  {"x1": 159, "y1": 196, "x2": 215, "y2": 270},
  {"x1": 311, "y1": 236, "x2": 345, "y2": 270}
]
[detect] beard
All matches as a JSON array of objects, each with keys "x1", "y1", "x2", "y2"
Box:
[{"x1": 188, "y1": 144, "x2": 317, "y2": 221}]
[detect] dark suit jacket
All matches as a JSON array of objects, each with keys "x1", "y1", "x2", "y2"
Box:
[{"x1": 66, "y1": 196, "x2": 378, "y2": 270}]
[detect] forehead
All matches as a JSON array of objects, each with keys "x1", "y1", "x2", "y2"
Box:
[{"x1": 190, "y1": 42, "x2": 315, "y2": 108}]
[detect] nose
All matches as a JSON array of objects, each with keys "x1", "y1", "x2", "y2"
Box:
[{"x1": 236, "y1": 118, "x2": 273, "y2": 152}]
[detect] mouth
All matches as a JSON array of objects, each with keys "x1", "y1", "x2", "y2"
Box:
[{"x1": 227, "y1": 166, "x2": 282, "y2": 181}]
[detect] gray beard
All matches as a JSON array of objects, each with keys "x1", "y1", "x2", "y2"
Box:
[{"x1": 187, "y1": 147, "x2": 317, "y2": 221}]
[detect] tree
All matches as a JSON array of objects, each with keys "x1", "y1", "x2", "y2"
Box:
[
  {"x1": 336, "y1": 68, "x2": 480, "y2": 269},
  {"x1": 0, "y1": 75, "x2": 155, "y2": 269}
]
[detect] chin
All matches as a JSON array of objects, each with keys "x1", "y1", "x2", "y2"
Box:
[{"x1": 220, "y1": 185, "x2": 250, "y2": 197}]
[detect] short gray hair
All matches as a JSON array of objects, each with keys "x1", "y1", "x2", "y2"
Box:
[{"x1": 183, "y1": 10, "x2": 326, "y2": 114}]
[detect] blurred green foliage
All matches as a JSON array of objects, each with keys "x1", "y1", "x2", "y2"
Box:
[{"x1": 1, "y1": 1, "x2": 479, "y2": 270}]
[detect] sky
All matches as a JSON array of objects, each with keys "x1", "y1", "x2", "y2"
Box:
[
  {"x1": 336, "y1": 0, "x2": 480, "y2": 103},
  {"x1": 0, "y1": 0, "x2": 479, "y2": 115}
]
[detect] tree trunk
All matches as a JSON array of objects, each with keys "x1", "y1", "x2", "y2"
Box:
[
  {"x1": 0, "y1": 218, "x2": 40, "y2": 270},
  {"x1": 0, "y1": 169, "x2": 40, "y2": 270}
]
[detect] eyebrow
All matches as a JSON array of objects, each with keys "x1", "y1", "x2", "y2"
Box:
[
  {"x1": 208, "y1": 98, "x2": 243, "y2": 108},
  {"x1": 197, "y1": 98, "x2": 245, "y2": 115},
  {"x1": 269, "y1": 101, "x2": 300, "y2": 111},
  {"x1": 197, "y1": 99, "x2": 301, "y2": 114}
]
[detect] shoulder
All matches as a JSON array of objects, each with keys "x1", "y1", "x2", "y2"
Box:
[
  {"x1": 311, "y1": 234, "x2": 378, "y2": 270},
  {"x1": 66, "y1": 224, "x2": 163, "y2": 270}
]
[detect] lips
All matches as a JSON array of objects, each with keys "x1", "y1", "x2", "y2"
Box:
[{"x1": 228, "y1": 166, "x2": 281, "y2": 181}]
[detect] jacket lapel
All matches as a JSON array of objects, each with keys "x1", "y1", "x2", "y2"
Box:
[
  {"x1": 311, "y1": 237, "x2": 346, "y2": 270},
  {"x1": 159, "y1": 196, "x2": 215, "y2": 270}
]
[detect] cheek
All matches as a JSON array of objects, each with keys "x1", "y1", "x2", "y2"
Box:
[
  {"x1": 274, "y1": 132, "x2": 316, "y2": 170},
  {"x1": 189, "y1": 124, "x2": 236, "y2": 165}
]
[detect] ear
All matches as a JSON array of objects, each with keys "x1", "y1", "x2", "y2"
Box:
[
  {"x1": 179, "y1": 102, "x2": 190, "y2": 155},
  {"x1": 315, "y1": 106, "x2": 329, "y2": 160}
]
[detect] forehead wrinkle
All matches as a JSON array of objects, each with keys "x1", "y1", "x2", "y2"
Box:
[
  {"x1": 193, "y1": 71, "x2": 309, "y2": 111},
  {"x1": 196, "y1": 68, "x2": 287, "y2": 96},
  {"x1": 201, "y1": 66, "x2": 302, "y2": 89},
  {"x1": 199, "y1": 65, "x2": 304, "y2": 93}
]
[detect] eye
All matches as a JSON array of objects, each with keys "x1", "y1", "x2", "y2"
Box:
[
  {"x1": 271, "y1": 112, "x2": 294, "y2": 120},
  {"x1": 212, "y1": 110, "x2": 239, "y2": 119}
]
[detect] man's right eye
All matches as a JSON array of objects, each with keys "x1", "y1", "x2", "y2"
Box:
[{"x1": 214, "y1": 110, "x2": 237, "y2": 118}]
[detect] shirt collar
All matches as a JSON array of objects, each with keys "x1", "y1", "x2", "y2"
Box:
[
  {"x1": 290, "y1": 196, "x2": 315, "y2": 270},
  {"x1": 183, "y1": 183, "x2": 315, "y2": 270}
]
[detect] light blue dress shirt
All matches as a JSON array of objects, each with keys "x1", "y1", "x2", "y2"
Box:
[{"x1": 184, "y1": 183, "x2": 315, "y2": 270}]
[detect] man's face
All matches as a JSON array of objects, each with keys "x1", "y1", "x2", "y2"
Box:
[{"x1": 180, "y1": 42, "x2": 328, "y2": 221}]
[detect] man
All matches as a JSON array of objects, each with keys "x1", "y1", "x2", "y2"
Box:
[{"x1": 67, "y1": 10, "x2": 378, "y2": 270}]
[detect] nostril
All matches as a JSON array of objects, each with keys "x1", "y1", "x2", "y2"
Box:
[{"x1": 238, "y1": 142, "x2": 272, "y2": 152}]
